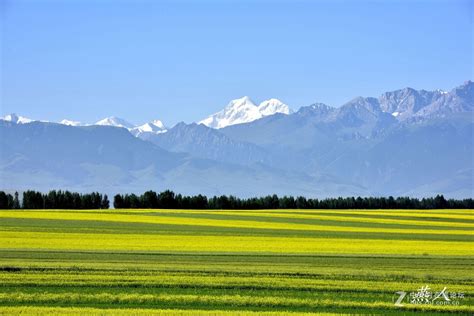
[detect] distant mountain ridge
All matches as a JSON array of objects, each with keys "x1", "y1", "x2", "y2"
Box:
[
  {"x1": 1, "y1": 115, "x2": 169, "y2": 138},
  {"x1": 4, "y1": 81, "x2": 472, "y2": 131},
  {"x1": 2, "y1": 113, "x2": 34, "y2": 124},
  {"x1": 1, "y1": 81, "x2": 472, "y2": 198}
]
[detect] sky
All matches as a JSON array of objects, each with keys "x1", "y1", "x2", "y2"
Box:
[{"x1": 0, "y1": 0, "x2": 472, "y2": 126}]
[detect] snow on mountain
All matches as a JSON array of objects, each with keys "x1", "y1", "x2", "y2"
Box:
[
  {"x1": 1, "y1": 114, "x2": 166, "y2": 134},
  {"x1": 95, "y1": 117, "x2": 134, "y2": 129},
  {"x1": 95, "y1": 116, "x2": 168, "y2": 137},
  {"x1": 60, "y1": 119, "x2": 82, "y2": 126},
  {"x1": 2, "y1": 115, "x2": 82, "y2": 126},
  {"x1": 258, "y1": 98, "x2": 292, "y2": 116},
  {"x1": 130, "y1": 120, "x2": 167, "y2": 137},
  {"x1": 1, "y1": 113, "x2": 34, "y2": 124},
  {"x1": 199, "y1": 96, "x2": 261, "y2": 129},
  {"x1": 199, "y1": 96, "x2": 291, "y2": 129}
]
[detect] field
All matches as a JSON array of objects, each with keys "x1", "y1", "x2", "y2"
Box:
[{"x1": 0, "y1": 209, "x2": 472, "y2": 315}]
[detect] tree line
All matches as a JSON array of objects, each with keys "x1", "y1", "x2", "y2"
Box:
[
  {"x1": 0, "y1": 190, "x2": 109, "y2": 209},
  {"x1": 113, "y1": 190, "x2": 474, "y2": 210},
  {"x1": 0, "y1": 189, "x2": 473, "y2": 209}
]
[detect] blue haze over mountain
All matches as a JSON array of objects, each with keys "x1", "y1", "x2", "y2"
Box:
[{"x1": 1, "y1": 82, "x2": 473, "y2": 198}]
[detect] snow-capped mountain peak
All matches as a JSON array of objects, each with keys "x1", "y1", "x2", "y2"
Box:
[
  {"x1": 230, "y1": 96, "x2": 256, "y2": 108},
  {"x1": 199, "y1": 96, "x2": 292, "y2": 129},
  {"x1": 199, "y1": 96, "x2": 260, "y2": 129},
  {"x1": 60, "y1": 119, "x2": 82, "y2": 126},
  {"x1": 130, "y1": 119, "x2": 167, "y2": 137},
  {"x1": 258, "y1": 98, "x2": 291, "y2": 116},
  {"x1": 1, "y1": 113, "x2": 34, "y2": 124},
  {"x1": 95, "y1": 117, "x2": 134, "y2": 129},
  {"x1": 150, "y1": 119, "x2": 166, "y2": 130},
  {"x1": 94, "y1": 116, "x2": 167, "y2": 136}
]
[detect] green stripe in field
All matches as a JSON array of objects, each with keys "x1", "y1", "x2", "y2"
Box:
[
  {"x1": 0, "y1": 292, "x2": 472, "y2": 315},
  {"x1": 1, "y1": 251, "x2": 472, "y2": 281},
  {"x1": 2, "y1": 268, "x2": 472, "y2": 293}
]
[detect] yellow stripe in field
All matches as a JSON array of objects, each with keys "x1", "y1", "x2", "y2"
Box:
[
  {"x1": 256, "y1": 209, "x2": 474, "y2": 220},
  {"x1": 172, "y1": 210, "x2": 474, "y2": 228},
  {"x1": 0, "y1": 231, "x2": 471, "y2": 256},
  {"x1": 13, "y1": 208, "x2": 474, "y2": 219}
]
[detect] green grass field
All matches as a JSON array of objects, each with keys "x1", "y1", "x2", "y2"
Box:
[{"x1": 0, "y1": 209, "x2": 472, "y2": 315}]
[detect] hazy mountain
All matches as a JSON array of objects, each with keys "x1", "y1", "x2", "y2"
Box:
[
  {"x1": 220, "y1": 114, "x2": 473, "y2": 198},
  {"x1": 413, "y1": 80, "x2": 474, "y2": 119},
  {"x1": 141, "y1": 122, "x2": 272, "y2": 165},
  {"x1": 217, "y1": 82, "x2": 473, "y2": 197},
  {"x1": 0, "y1": 120, "x2": 182, "y2": 179},
  {"x1": 0, "y1": 120, "x2": 364, "y2": 197},
  {"x1": 377, "y1": 80, "x2": 473, "y2": 121},
  {"x1": 378, "y1": 87, "x2": 445, "y2": 120},
  {"x1": 317, "y1": 117, "x2": 473, "y2": 197}
]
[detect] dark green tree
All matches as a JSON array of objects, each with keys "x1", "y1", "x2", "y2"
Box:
[
  {"x1": 101, "y1": 195, "x2": 110, "y2": 209},
  {"x1": 114, "y1": 194, "x2": 124, "y2": 209},
  {"x1": 13, "y1": 192, "x2": 20, "y2": 209}
]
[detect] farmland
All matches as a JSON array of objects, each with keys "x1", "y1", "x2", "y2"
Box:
[{"x1": 0, "y1": 209, "x2": 472, "y2": 315}]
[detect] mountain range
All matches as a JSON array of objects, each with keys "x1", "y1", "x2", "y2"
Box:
[
  {"x1": 1, "y1": 96, "x2": 291, "y2": 133},
  {"x1": 1, "y1": 81, "x2": 472, "y2": 198}
]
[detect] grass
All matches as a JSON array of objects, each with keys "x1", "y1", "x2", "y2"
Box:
[{"x1": 0, "y1": 209, "x2": 472, "y2": 315}]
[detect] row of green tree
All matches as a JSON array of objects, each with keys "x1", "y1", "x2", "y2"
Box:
[
  {"x1": 113, "y1": 190, "x2": 474, "y2": 209},
  {"x1": 1, "y1": 190, "x2": 472, "y2": 209},
  {"x1": 0, "y1": 190, "x2": 109, "y2": 209}
]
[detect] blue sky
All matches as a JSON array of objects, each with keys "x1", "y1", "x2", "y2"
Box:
[{"x1": 1, "y1": 0, "x2": 472, "y2": 126}]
